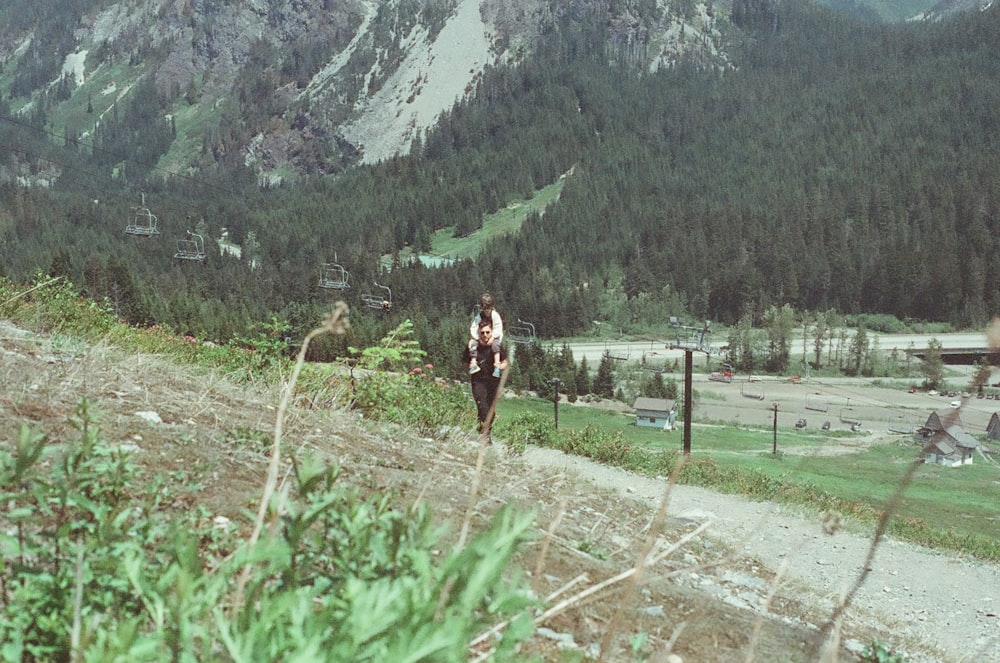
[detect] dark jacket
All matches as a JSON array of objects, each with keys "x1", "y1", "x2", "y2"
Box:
[{"x1": 462, "y1": 341, "x2": 508, "y2": 378}]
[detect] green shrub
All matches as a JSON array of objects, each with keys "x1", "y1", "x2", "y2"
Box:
[
  {"x1": 352, "y1": 369, "x2": 475, "y2": 436},
  {"x1": 0, "y1": 399, "x2": 538, "y2": 660},
  {"x1": 494, "y1": 412, "x2": 559, "y2": 455},
  {"x1": 0, "y1": 273, "x2": 117, "y2": 339},
  {"x1": 349, "y1": 322, "x2": 476, "y2": 436},
  {"x1": 861, "y1": 640, "x2": 908, "y2": 662},
  {"x1": 557, "y1": 424, "x2": 676, "y2": 476}
]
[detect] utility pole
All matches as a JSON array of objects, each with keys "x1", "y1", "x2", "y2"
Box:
[
  {"x1": 772, "y1": 402, "x2": 779, "y2": 455},
  {"x1": 668, "y1": 318, "x2": 713, "y2": 456},
  {"x1": 550, "y1": 378, "x2": 561, "y2": 429},
  {"x1": 683, "y1": 349, "x2": 693, "y2": 454}
]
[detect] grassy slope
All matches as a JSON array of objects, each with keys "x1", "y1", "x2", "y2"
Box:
[
  {"x1": 499, "y1": 395, "x2": 1000, "y2": 559},
  {"x1": 394, "y1": 175, "x2": 566, "y2": 265},
  {"x1": 2, "y1": 276, "x2": 880, "y2": 662}
]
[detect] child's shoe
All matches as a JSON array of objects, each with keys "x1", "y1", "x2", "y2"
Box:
[
  {"x1": 469, "y1": 363, "x2": 481, "y2": 375},
  {"x1": 492, "y1": 367, "x2": 501, "y2": 378}
]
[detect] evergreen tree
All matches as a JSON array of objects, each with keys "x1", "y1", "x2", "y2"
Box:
[
  {"x1": 575, "y1": 357, "x2": 591, "y2": 396},
  {"x1": 971, "y1": 359, "x2": 992, "y2": 394},
  {"x1": 847, "y1": 325, "x2": 868, "y2": 377},
  {"x1": 762, "y1": 304, "x2": 795, "y2": 373},
  {"x1": 642, "y1": 371, "x2": 670, "y2": 399},
  {"x1": 920, "y1": 338, "x2": 945, "y2": 390},
  {"x1": 593, "y1": 355, "x2": 616, "y2": 399}
]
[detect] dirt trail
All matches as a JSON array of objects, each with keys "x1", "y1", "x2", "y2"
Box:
[
  {"x1": 522, "y1": 446, "x2": 1000, "y2": 662},
  {"x1": 3, "y1": 316, "x2": 998, "y2": 661}
]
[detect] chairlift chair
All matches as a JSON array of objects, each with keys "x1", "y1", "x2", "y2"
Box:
[
  {"x1": 361, "y1": 283, "x2": 392, "y2": 312},
  {"x1": 839, "y1": 407, "x2": 861, "y2": 426},
  {"x1": 603, "y1": 337, "x2": 629, "y2": 361},
  {"x1": 805, "y1": 393, "x2": 829, "y2": 412},
  {"x1": 709, "y1": 362, "x2": 734, "y2": 383},
  {"x1": 641, "y1": 348, "x2": 668, "y2": 373},
  {"x1": 318, "y1": 262, "x2": 350, "y2": 290},
  {"x1": 507, "y1": 319, "x2": 537, "y2": 345},
  {"x1": 174, "y1": 231, "x2": 206, "y2": 261},
  {"x1": 640, "y1": 341, "x2": 663, "y2": 372},
  {"x1": 741, "y1": 381, "x2": 766, "y2": 401},
  {"x1": 124, "y1": 194, "x2": 160, "y2": 237},
  {"x1": 887, "y1": 416, "x2": 916, "y2": 434},
  {"x1": 667, "y1": 317, "x2": 713, "y2": 354}
]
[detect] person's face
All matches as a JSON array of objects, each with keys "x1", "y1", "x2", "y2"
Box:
[
  {"x1": 482, "y1": 305, "x2": 493, "y2": 317},
  {"x1": 480, "y1": 326, "x2": 493, "y2": 342}
]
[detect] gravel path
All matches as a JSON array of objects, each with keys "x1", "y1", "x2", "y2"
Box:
[{"x1": 523, "y1": 446, "x2": 1000, "y2": 662}]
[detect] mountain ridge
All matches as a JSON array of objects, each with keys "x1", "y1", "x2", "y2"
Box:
[{"x1": 2, "y1": 0, "x2": 731, "y2": 182}]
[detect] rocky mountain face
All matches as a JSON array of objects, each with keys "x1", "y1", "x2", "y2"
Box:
[
  {"x1": 4, "y1": 0, "x2": 982, "y2": 183},
  {"x1": 1, "y1": 0, "x2": 730, "y2": 182}
]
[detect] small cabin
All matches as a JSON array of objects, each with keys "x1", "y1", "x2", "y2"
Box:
[
  {"x1": 633, "y1": 397, "x2": 677, "y2": 431},
  {"x1": 917, "y1": 410, "x2": 979, "y2": 466},
  {"x1": 987, "y1": 412, "x2": 1000, "y2": 441}
]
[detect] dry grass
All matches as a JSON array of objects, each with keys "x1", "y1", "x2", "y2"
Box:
[{"x1": 0, "y1": 317, "x2": 907, "y2": 662}]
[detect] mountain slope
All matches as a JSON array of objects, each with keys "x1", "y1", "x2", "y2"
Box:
[
  {"x1": 338, "y1": 0, "x2": 494, "y2": 164},
  {"x1": 3, "y1": 308, "x2": 988, "y2": 662},
  {"x1": 0, "y1": 0, "x2": 729, "y2": 181}
]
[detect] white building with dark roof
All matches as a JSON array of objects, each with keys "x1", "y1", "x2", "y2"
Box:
[{"x1": 917, "y1": 410, "x2": 979, "y2": 466}]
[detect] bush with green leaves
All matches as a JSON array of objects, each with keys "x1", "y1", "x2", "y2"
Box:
[
  {"x1": 555, "y1": 424, "x2": 676, "y2": 476},
  {"x1": 0, "y1": 273, "x2": 117, "y2": 340},
  {"x1": 0, "y1": 399, "x2": 538, "y2": 660},
  {"x1": 350, "y1": 321, "x2": 477, "y2": 435},
  {"x1": 861, "y1": 640, "x2": 908, "y2": 663},
  {"x1": 493, "y1": 412, "x2": 559, "y2": 455}
]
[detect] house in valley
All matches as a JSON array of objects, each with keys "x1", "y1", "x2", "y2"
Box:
[
  {"x1": 986, "y1": 412, "x2": 1000, "y2": 441},
  {"x1": 633, "y1": 397, "x2": 677, "y2": 430},
  {"x1": 917, "y1": 410, "x2": 979, "y2": 466}
]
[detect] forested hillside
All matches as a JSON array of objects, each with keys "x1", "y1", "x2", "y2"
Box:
[{"x1": 1, "y1": 1, "x2": 999, "y2": 373}]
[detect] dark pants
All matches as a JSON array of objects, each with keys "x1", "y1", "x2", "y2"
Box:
[{"x1": 471, "y1": 377, "x2": 501, "y2": 436}]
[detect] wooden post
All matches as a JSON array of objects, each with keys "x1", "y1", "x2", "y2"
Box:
[
  {"x1": 683, "y1": 349, "x2": 693, "y2": 455},
  {"x1": 551, "y1": 378, "x2": 561, "y2": 430},
  {"x1": 772, "y1": 403, "x2": 778, "y2": 455}
]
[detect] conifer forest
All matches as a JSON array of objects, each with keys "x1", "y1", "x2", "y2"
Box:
[{"x1": 1, "y1": 1, "x2": 999, "y2": 372}]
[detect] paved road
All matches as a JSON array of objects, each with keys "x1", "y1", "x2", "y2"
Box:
[{"x1": 554, "y1": 332, "x2": 992, "y2": 367}]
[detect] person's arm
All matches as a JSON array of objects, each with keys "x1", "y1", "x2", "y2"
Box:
[
  {"x1": 470, "y1": 316, "x2": 479, "y2": 341},
  {"x1": 491, "y1": 310, "x2": 504, "y2": 341}
]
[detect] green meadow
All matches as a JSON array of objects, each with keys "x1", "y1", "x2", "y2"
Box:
[{"x1": 497, "y1": 395, "x2": 1000, "y2": 560}]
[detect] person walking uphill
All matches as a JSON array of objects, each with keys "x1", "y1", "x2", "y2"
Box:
[
  {"x1": 463, "y1": 320, "x2": 509, "y2": 443},
  {"x1": 468, "y1": 293, "x2": 504, "y2": 377}
]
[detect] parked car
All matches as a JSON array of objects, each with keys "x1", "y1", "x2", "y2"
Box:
[{"x1": 795, "y1": 418, "x2": 807, "y2": 429}]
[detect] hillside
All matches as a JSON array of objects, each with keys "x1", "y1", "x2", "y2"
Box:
[
  {"x1": 0, "y1": 0, "x2": 728, "y2": 180},
  {"x1": 3, "y1": 1, "x2": 1000, "y2": 350},
  {"x1": 2, "y1": 306, "x2": 998, "y2": 660}
]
